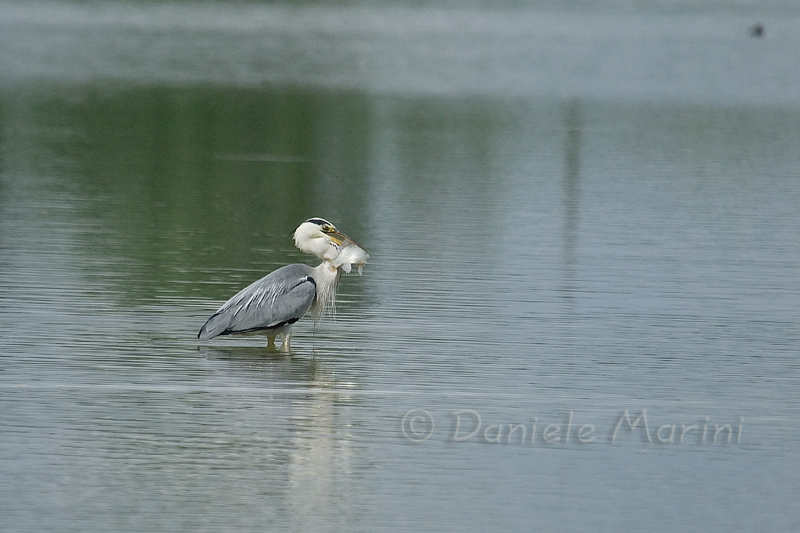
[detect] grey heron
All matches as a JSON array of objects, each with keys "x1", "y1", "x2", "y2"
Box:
[{"x1": 198, "y1": 218, "x2": 368, "y2": 351}]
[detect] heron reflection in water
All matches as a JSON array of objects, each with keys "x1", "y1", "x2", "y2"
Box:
[{"x1": 198, "y1": 218, "x2": 368, "y2": 351}]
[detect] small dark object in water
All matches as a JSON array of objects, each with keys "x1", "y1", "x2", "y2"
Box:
[{"x1": 750, "y1": 23, "x2": 764, "y2": 38}]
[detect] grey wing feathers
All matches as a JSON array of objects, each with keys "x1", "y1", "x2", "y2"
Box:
[{"x1": 198, "y1": 264, "x2": 316, "y2": 340}]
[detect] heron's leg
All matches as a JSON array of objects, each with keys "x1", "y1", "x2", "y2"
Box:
[
  {"x1": 267, "y1": 335, "x2": 277, "y2": 351},
  {"x1": 280, "y1": 332, "x2": 291, "y2": 353}
]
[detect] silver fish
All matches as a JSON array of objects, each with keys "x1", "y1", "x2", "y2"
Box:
[{"x1": 333, "y1": 242, "x2": 369, "y2": 275}]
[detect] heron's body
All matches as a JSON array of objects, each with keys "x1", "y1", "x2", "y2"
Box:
[{"x1": 197, "y1": 218, "x2": 366, "y2": 351}]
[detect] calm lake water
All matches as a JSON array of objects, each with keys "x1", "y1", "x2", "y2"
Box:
[{"x1": 2, "y1": 1, "x2": 800, "y2": 531}]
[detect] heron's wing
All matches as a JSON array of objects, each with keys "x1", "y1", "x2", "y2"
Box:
[{"x1": 198, "y1": 264, "x2": 316, "y2": 340}]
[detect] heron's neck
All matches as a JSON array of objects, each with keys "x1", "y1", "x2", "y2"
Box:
[{"x1": 311, "y1": 260, "x2": 341, "y2": 321}]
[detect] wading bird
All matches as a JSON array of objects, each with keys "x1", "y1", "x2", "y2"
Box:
[{"x1": 198, "y1": 218, "x2": 368, "y2": 351}]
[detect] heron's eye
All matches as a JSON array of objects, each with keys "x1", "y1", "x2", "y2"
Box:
[{"x1": 322, "y1": 225, "x2": 333, "y2": 233}]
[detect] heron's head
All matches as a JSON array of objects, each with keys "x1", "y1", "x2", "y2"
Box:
[{"x1": 293, "y1": 218, "x2": 351, "y2": 260}]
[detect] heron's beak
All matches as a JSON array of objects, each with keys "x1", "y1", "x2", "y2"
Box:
[
  {"x1": 324, "y1": 229, "x2": 350, "y2": 247},
  {"x1": 325, "y1": 228, "x2": 367, "y2": 252}
]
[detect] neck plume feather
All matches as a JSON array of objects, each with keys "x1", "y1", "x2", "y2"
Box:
[{"x1": 311, "y1": 261, "x2": 342, "y2": 321}]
